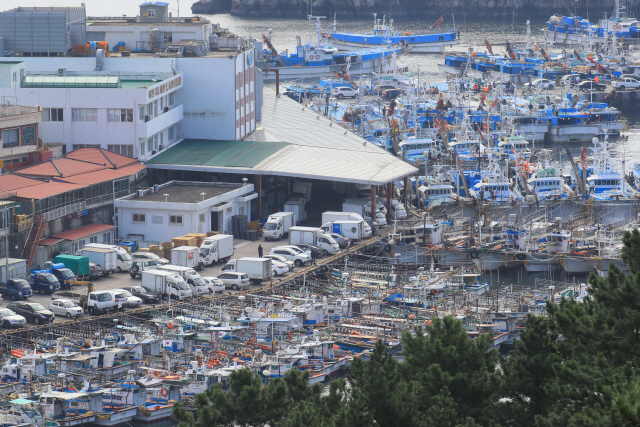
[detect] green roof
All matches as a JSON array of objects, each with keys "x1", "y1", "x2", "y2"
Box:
[
  {"x1": 0, "y1": 61, "x2": 23, "y2": 67},
  {"x1": 146, "y1": 139, "x2": 289, "y2": 168},
  {"x1": 121, "y1": 80, "x2": 156, "y2": 88},
  {"x1": 22, "y1": 76, "x2": 120, "y2": 88}
]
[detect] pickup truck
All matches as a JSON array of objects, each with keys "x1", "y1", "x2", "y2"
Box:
[
  {"x1": 614, "y1": 77, "x2": 640, "y2": 90},
  {"x1": 28, "y1": 271, "x2": 61, "y2": 295},
  {"x1": 0, "y1": 279, "x2": 32, "y2": 301}
]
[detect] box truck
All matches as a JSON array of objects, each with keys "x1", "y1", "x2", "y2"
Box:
[
  {"x1": 199, "y1": 234, "x2": 234, "y2": 266},
  {"x1": 289, "y1": 226, "x2": 340, "y2": 255},
  {"x1": 321, "y1": 212, "x2": 372, "y2": 237},
  {"x1": 80, "y1": 247, "x2": 118, "y2": 275},
  {"x1": 141, "y1": 270, "x2": 192, "y2": 301},
  {"x1": 263, "y1": 212, "x2": 296, "y2": 240},
  {"x1": 321, "y1": 220, "x2": 369, "y2": 240},
  {"x1": 83, "y1": 243, "x2": 133, "y2": 272},
  {"x1": 290, "y1": 181, "x2": 313, "y2": 202},
  {"x1": 342, "y1": 198, "x2": 387, "y2": 227},
  {"x1": 157, "y1": 265, "x2": 208, "y2": 296},
  {"x1": 171, "y1": 246, "x2": 202, "y2": 271},
  {"x1": 284, "y1": 200, "x2": 307, "y2": 223},
  {"x1": 221, "y1": 257, "x2": 272, "y2": 284}
]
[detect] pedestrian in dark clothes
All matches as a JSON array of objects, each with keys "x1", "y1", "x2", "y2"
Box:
[
  {"x1": 258, "y1": 244, "x2": 263, "y2": 258},
  {"x1": 311, "y1": 250, "x2": 316, "y2": 265}
]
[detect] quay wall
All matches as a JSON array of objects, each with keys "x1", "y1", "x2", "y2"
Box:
[{"x1": 192, "y1": 0, "x2": 634, "y2": 19}]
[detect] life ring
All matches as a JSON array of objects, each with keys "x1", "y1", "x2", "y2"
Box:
[
  {"x1": 516, "y1": 253, "x2": 526, "y2": 261},
  {"x1": 470, "y1": 251, "x2": 479, "y2": 259},
  {"x1": 613, "y1": 24, "x2": 622, "y2": 30},
  {"x1": 160, "y1": 388, "x2": 169, "y2": 398}
]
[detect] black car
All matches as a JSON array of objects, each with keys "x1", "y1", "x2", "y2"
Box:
[
  {"x1": 382, "y1": 88, "x2": 404, "y2": 100},
  {"x1": 122, "y1": 285, "x2": 161, "y2": 303},
  {"x1": 293, "y1": 244, "x2": 323, "y2": 258},
  {"x1": 329, "y1": 233, "x2": 351, "y2": 249},
  {"x1": 577, "y1": 80, "x2": 606, "y2": 91},
  {"x1": 89, "y1": 262, "x2": 103, "y2": 280},
  {"x1": 7, "y1": 302, "x2": 54, "y2": 325}
]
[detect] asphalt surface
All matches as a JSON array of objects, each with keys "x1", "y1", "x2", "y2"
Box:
[{"x1": 3, "y1": 236, "x2": 340, "y2": 326}]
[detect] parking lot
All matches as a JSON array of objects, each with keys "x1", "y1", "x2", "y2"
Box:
[{"x1": 3, "y1": 236, "x2": 335, "y2": 325}]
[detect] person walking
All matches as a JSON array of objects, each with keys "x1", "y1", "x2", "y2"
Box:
[
  {"x1": 311, "y1": 250, "x2": 316, "y2": 265},
  {"x1": 258, "y1": 244, "x2": 263, "y2": 258}
]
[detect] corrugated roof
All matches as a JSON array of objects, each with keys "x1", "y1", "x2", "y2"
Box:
[
  {"x1": 16, "y1": 158, "x2": 109, "y2": 178},
  {"x1": 38, "y1": 238, "x2": 64, "y2": 246},
  {"x1": 145, "y1": 90, "x2": 418, "y2": 185},
  {"x1": 0, "y1": 174, "x2": 42, "y2": 192},
  {"x1": 146, "y1": 140, "x2": 289, "y2": 168},
  {"x1": 60, "y1": 165, "x2": 144, "y2": 185},
  {"x1": 66, "y1": 147, "x2": 138, "y2": 169},
  {"x1": 52, "y1": 224, "x2": 115, "y2": 241},
  {"x1": 14, "y1": 182, "x2": 83, "y2": 200}
]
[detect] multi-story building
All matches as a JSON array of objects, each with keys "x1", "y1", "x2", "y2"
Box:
[{"x1": 0, "y1": 104, "x2": 44, "y2": 170}]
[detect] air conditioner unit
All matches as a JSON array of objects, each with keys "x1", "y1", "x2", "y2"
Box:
[
  {"x1": 149, "y1": 187, "x2": 155, "y2": 194},
  {"x1": 164, "y1": 106, "x2": 170, "y2": 113},
  {"x1": 137, "y1": 190, "x2": 144, "y2": 198},
  {"x1": 152, "y1": 150, "x2": 157, "y2": 155},
  {"x1": 58, "y1": 68, "x2": 67, "y2": 76},
  {"x1": 144, "y1": 115, "x2": 151, "y2": 122}
]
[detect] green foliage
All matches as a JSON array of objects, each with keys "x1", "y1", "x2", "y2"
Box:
[{"x1": 176, "y1": 228, "x2": 640, "y2": 427}]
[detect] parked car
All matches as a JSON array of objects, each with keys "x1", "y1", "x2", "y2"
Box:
[
  {"x1": 374, "y1": 84, "x2": 396, "y2": 95},
  {"x1": 132, "y1": 252, "x2": 170, "y2": 265},
  {"x1": 332, "y1": 86, "x2": 358, "y2": 99},
  {"x1": 109, "y1": 289, "x2": 142, "y2": 308},
  {"x1": 614, "y1": 77, "x2": 640, "y2": 90},
  {"x1": 524, "y1": 78, "x2": 554, "y2": 89},
  {"x1": 382, "y1": 88, "x2": 404, "y2": 100},
  {"x1": 122, "y1": 286, "x2": 161, "y2": 303},
  {"x1": 560, "y1": 74, "x2": 581, "y2": 86},
  {"x1": 87, "y1": 290, "x2": 118, "y2": 315},
  {"x1": 271, "y1": 261, "x2": 289, "y2": 276},
  {"x1": 577, "y1": 80, "x2": 606, "y2": 91},
  {"x1": 268, "y1": 247, "x2": 310, "y2": 267},
  {"x1": 329, "y1": 233, "x2": 351, "y2": 249},
  {"x1": 89, "y1": 262, "x2": 103, "y2": 280},
  {"x1": 0, "y1": 308, "x2": 26, "y2": 329},
  {"x1": 7, "y1": 302, "x2": 54, "y2": 325},
  {"x1": 292, "y1": 243, "x2": 322, "y2": 259},
  {"x1": 129, "y1": 260, "x2": 158, "y2": 278},
  {"x1": 200, "y1": 277, "x2": 225, "y2": 293},
  {"x1": 217, "y1": 272, "x2": 250, "y2": 290},
  {"x1": 262, "y1": 254, "x2": 295, "y2": 271},
  {"x1": 48, "y1": 299, "x2": 84, "y2": 319}
]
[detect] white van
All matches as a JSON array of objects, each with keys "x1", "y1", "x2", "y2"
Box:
[{"x1": 86, "y1": 291, "x2": 119, "y2": 315}]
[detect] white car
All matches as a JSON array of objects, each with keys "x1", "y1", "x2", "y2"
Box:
[
  {"x1": 49, "y1": 299, "x2": 84, "y2": 319},
  {"x1": 0, "y1": 308, "x2": 26, "y2": 328},
  {"x1": 278, "y1": 245, "x2": 312, "y2": 257},
  {"x1": 201, "y1": 277, "x2": 225, "y2": 293},
  {"x1": 524, "y1": 78, "x2": 554, "y2": 89},
  {"x1": 614, "y1": 77, "x2": 640, "y2": 90},
  {"x1": 268, "y1": 247, "x2": 311, "y2": 267},
  {"x1": 217, "y1": 272, "x2": 250, "y2": 290},
  {"x1": 271, "y1": 261, "x2": 289, "y2": 276},
  {"x1": 110, "y1": 289, "x2": 143, "y2": 308},
  {"x1": 332, "y1": 86, "x2": 358, "y2": 99},
  {"x1": 132, "y1": 252, "x2": 170, "y2": 265},
  {"x1": 263, "y1": 254, "x2": 295, "y2": 271}
]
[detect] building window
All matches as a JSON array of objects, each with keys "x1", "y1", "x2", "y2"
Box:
[
  {"x1": 154, "y1": 100, "x2": 159, "y2": 117},
  {"x1": 107, "y1": 144, "x2": 134, "y2": 157},
  {"x1": 168, "y1": 92, "x2": 175, "y2": 106},
  {"x1": 154, "y1": 134, "x2": 158, "y2": 151},
  {"x1": 72, "y1": 144, "x2": 99, "y2": 150},
  {"x1": 170, "y1": 215, "x2": 182, "y2": 224},
  {"x1": 43, "y1": 108, "x2": 64, "y2": 122},
  {"x1": 102, "y1": 232, "x2": 111, "y2": 243},
  {"x1": 89, "y1": 236, "x2": 98, "y2": 244},
  {"x1": 199, "y1": 213, "x2": 205, "y2": 223},
  {"x1": 23, "y1": 126, "x2": 35, "y2": 145},
  {"x1": 133, "y1": 213, "x2": 146, "y2": 222},
  {"x1": 71, "y1": 108, "x2": 97, "y2": 122},
  {"x1": 107, "y1": 109, "x2": 133, "y2": 122},
  {"x1": 168, "y1": 125, "x2": 174, "y2": 141},
  {"x1": 147, "y1": 8, "x2": 156, "y2": 19},
  {"x1": 2, "y1": 129, "x2": 19, "y2": 148},
  {"x1": 140, "y1": 139, "x2": 146, "y2": 155},
  {"x1": 159, "y1": 131, "x2": 164, "y2": 147},
  {"x1": 139, "y1": 105, "x2": 146, "y2": 122}
]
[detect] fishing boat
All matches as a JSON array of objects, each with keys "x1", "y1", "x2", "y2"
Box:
[{"x1": 329, "y1": 14, "x2": 459, "y2": 53}]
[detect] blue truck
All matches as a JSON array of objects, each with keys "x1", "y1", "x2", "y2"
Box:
[
  {"x1": 0, "y1": 279, "x2": 33, "y2": 301},
  {"x1": 28, "y1": 271, "x2": 61, "y2": 295}
]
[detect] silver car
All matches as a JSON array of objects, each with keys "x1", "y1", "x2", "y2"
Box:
[
  {"x1": 49, "y1": 299, "x2": 84, "y2": 319},
  {"x1": 0, "y1": 308, "x2": 26, "y2": 328},
  {"x1": 217, "y1": 272, "x2": 250, "y2": 290}
]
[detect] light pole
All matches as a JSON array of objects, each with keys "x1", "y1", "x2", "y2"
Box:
[{"x1": 112, "y1": 178, "x2": 131, "y2": 242}]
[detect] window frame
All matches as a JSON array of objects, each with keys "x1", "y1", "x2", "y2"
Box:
[
  {"x1": 169, "y1": 215, "x2": 183, "y2": 225},
  {"x1": 133, "y1": 213, "x2": 146, "y2": 223}
]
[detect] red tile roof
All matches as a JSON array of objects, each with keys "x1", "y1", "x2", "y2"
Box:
[
  {"x1": 66, "y1": 147, "x2": 138, "y2": 169},
  {"x1": 60, "y1": 169, "x2": 132, "y2": 185},
  {"x1": 17, "y1": 158, "x2": 110, "y2": 178},
  {"x1": 38, "y1": 238, "x2": 64, "y2": 246},
  {"x1": 52, "y1": 223, "x2": 115, "y2": 241},
  {"x1": 14, "y1": 182, "x2": 84, "y2": 200},
  {"x1": 0, "y1": 174, "x2": 42, "y2": 193}
]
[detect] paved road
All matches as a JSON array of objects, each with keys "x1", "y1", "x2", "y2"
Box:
[{"x1": 3, "y1": 236, "x2": 336, "y2": 326}]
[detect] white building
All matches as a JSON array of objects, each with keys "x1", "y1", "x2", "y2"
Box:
[
  {"x1": 115, "y1": 181, "x2": 257, "y2": 243},
  {"x1": 0, "y1": 44, "x2": 256, "y2": 159}
]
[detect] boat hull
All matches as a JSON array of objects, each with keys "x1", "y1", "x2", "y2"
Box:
[
  {"x1": 260, "y1": 59, "x2": 406, "y2": 81},
  {"x1": 90, "y1": 408, "x2": 138, "y2": 426},
  {"x1": 329, "y1": 38, "x2": 456, "y2": 53},
  {"x1": 133, "y1": 405, "x2": 174, "y2": 423},
  {"x1": 560, "y1": 256, "x2": 598, "y2": 274},
  {"x1": 523, "y1": 253, "x2": 561, "y2": 272},
  {"x1": 547, "y1": 124, "x2": 601, "y2": 143}
]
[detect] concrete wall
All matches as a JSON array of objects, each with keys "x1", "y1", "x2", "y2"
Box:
[{"x1": 87, "y1": 23, "x2": 211, "y2": 52}]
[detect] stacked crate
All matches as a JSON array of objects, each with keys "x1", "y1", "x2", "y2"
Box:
[
  {"x1": 185, "y1": 233, "x2": 206, "y2": 247},
  {"x1": 232, "y1": 215, "x2": 248, "y2": 239},
  {"x1": 161, "y1": 242, "x2": 173, "y2": 260},
  {"x1": 206, "y1": 231, "x2": 220, "y2": 237},
  {"x1": 148, "y1": 245, "x2": 163, "y2": 258}
]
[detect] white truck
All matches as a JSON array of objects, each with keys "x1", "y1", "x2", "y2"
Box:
[
  {"x1": 343, "y1": 198, "x2": 388, "y2": 227},
  {"x1": 157, "y1": 265, "x2": 209, "y2": 296},
  {"x1": 289, "y1": 226, "x2": 340, "y2": 255},
  {"x1": 171, "y1": 246, "x2": 202, "y2": 271},
  {"x1": 322, "y1": 212, "x2": 372, "y2": 236},
  {"x1": 141, "y1": 270, "x2": 192, "y2": 301},
  {"x1": 199, "y1": 234, "x2": 234, "y2": 266},
  {"x1": 80, "y1": 247, "x2": 118, "y2": 275},
  {"x1": 83, "y1": 243, "x2": 133, "y2": 273},
  {"x1": 221, "y1": 257, "x2": 272, "y2": 284},
  {"x1": 321, "y1": 220, "x2": 369, "y2": 240},
  {"x1": 263, "y1": 212, "x2": 296, "y2": 240},
  {"x1": 290, "y1": 181, "x2": 313, "y2": 202},
  {"x1": 285, "y1": 200, "x2": 307, "y2": 223}
]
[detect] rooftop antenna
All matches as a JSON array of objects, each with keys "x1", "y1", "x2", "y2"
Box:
[
  {"x1": 163, "y1": 193, "x2": 169, "y2": 202},
  {"x1": 200, "y1": 192, "x2": 206, "y2": 201}
]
